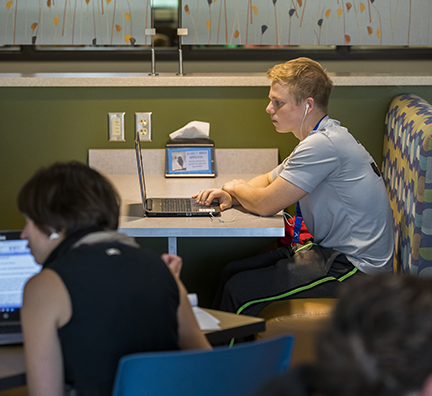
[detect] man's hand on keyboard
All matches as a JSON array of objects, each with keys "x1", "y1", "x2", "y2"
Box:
[{"x1": 192, "y1": 189, "x2": 234, "y2": 211}]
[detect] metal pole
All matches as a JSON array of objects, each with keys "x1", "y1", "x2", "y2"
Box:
[
  {"x1": 177, "y1": 1, "x2": 185, "y2": 76},
  {"x1": 178, "y1": 46, "x2": 184, "y2": 76},
  {"x1": 148, "y1": 0, "x2": 158, "y2": 76},
  {"x1": 150, "y1": 46, "x2": 158, "y2": 76}
]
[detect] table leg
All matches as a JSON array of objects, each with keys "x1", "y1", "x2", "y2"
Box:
[{"x1": 168, "y1": 237, "x2": 177, "y2": 255}]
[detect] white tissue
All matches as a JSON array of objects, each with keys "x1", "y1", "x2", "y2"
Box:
[{"x1": 169, "y1": 121, "x2": 210, "y2": 140}]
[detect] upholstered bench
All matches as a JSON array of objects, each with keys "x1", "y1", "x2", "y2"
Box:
[{"x1": 382, "y1": 94, "x2": 432, "y2": 275}]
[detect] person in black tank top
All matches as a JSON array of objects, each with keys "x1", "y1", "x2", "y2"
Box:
[{"x1": 17, "y1": 161, "x2": 211, "y2": 396}]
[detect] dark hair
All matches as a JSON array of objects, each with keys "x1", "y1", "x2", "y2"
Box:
[
  {"x1": 313, "y1": 274, "x2": 432, "y2": 396},
  {"x1": 17, "y1": 161, "x2": 120, "y2": 236}
]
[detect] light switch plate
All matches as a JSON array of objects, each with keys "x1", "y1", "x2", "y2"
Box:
[
  {"x1": 108, "y1": 112, "x2": 125, "y2": 142},
  {"x1": 135, "y1": 112, "x2": 152, "y2": 142}
]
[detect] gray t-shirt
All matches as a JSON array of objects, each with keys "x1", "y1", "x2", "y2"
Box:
[{"x1": 271, "y1": 117, "x2": 394, "y2": 274}]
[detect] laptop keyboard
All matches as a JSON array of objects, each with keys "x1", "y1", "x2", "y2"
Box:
[
  {"x1": 161, "y1": 198, "x2": 192, "y2": 212},
  {"x1": 0, "y1": 324, "x2": 21, "y2": 334}
]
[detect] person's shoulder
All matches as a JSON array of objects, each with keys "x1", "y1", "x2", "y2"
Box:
[
  {"x1": 23, "y1": 268, "x2": 72, "y2": 330},
  {"x1": 305, "y1": 130, "x2": 333, "y2": 144},
  {"x1": 298, "y1": 129, "x2": 337, "y2": 156},
  {"x1": 25, "y1": 268, "x2": 62, "y2": 291},
  {"x1": 48, "y1": 235, "x2": 169, "y2": 276},
  {"x1": 312, "y1": 118, "x2": 344, "y2": 137},
  {"x1": 23, "y1": 269, "x2": 67, "y2": 310},
  {"x1": 306, "y1": 119, "x2": 358, "y2": 154}
]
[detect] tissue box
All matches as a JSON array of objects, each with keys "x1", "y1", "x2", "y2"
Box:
[{"x1": 165, "y1": 138, "x2": 216, "y2": 178}]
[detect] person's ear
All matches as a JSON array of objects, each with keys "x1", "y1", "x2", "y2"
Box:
[{"x1": 305, "y1": 97, "x2": 315, "y2": 112}]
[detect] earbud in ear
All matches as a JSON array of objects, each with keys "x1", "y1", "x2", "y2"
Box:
[
  {"x1": 305, "y1": 103, "x2": 310, "y2": 111},
  {"x1": 49, "y1": 232, "x2": 60, "y2": 240}
]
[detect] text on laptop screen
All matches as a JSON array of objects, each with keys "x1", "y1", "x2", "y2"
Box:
[
  {"x1": 166, "y1": 147, "x2": 213, "y2": 175},
  {"x1": 0, "y1": 240, "x2": 42, "y2": 309}
]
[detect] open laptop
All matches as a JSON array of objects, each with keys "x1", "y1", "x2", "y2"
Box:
[
  {"x1": 135, "y1": 132, "x2": 221, "y2": 217},
  {"x1": 0, "y1": 230, "x2": 42, "y2": 345}
]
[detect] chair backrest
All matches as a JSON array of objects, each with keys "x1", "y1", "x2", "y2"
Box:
[
  {"x1": 382, "y1": 93, "x2": 432, "y2": 275},
  {"x1": 112, "y1": 335, "x2": 294, "y2": 396}
]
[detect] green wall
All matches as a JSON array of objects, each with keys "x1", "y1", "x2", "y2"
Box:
[{"x1": 1, "y1": 84, "x2": 431, "y2": 305}]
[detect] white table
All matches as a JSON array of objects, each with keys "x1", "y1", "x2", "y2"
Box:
[
  {"x1": 90, "y1": 149, "x2": 285, "y2": 254},
  {"x1": 108, "y1": 174, "x2": 284, "y2": 254}
]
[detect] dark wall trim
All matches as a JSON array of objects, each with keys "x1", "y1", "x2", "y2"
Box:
[{"x1": 1, "y1": 45, "x2": 431, "y2": 63}]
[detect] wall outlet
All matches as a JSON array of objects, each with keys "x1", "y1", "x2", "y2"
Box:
[
  {"x1": 135, "y1": 112, "x2": 152, "y2": 142},
  {"x1": 108, "y1": 113, "x2": 125, "y2": 142}
]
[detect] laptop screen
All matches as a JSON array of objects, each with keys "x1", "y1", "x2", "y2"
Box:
[
  {"x1": 0, "y1": 231, "x2": 42, "y2": 311},
  {"x1": 135, "y1": 132, "x2": 147, "y2": 214}
]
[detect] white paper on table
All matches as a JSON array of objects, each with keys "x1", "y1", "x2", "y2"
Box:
[
  {"x1": 192, "y1": 306, "x2": 221, "y2": 331},
  {"x1": 187, "y1": 293, "x2": 221, "y2": 331}
]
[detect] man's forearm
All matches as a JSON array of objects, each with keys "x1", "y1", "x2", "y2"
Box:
[
  {"x1": 223, "y1": 172, "x2": 274, "y2": 214},
  {"x1": 246, "y1": 172, "x2": 273, "y2": 188},
  {"x1": 227, "y1": 174, "x2": 271, "y2": 207},
  {"x1": 225, "y1": 183, "x2": 271, "y2": 216},
  {"x1": 223, "y1": 174, "x2": 303, "y2": 217}
]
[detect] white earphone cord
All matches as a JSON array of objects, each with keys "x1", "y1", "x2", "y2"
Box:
[{"x1": 300, "y1": 104, "x2": 309, "y2": 140}]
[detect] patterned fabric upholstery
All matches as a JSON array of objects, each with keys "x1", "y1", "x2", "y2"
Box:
[{"x1": 382, "y1": 94, "x2": 432, "y2": 275}]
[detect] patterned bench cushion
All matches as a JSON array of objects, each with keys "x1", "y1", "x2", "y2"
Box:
[{"x1": 382, "y1": 94, "x2": 432, "y2": 275}]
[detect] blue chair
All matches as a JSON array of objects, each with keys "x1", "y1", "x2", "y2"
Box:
[{"x1": 112, "y1": 335, "x2": 294, "y2": 396}]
